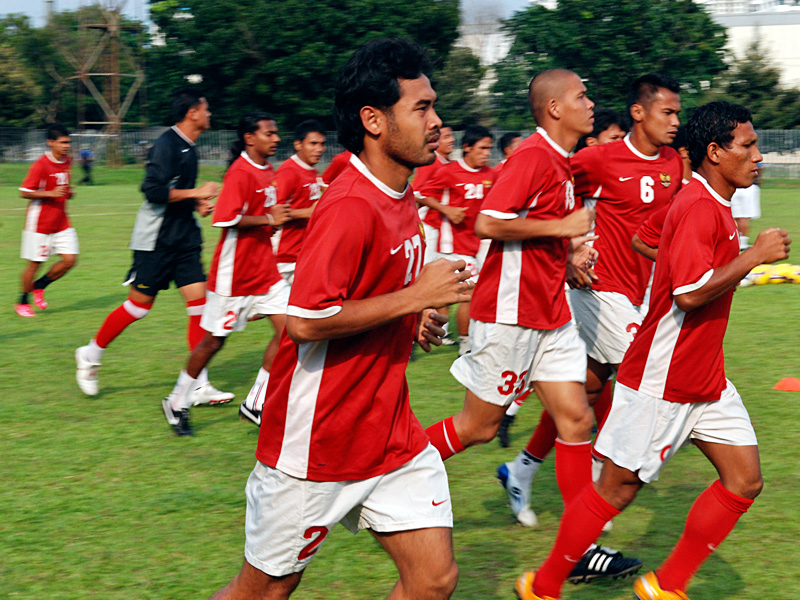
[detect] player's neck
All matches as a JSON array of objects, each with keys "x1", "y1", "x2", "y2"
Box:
[
  {"x1": 174, "y1": 121, "x2": 203, "y2": 144},
  {"x1": 539, "y1": 124, "x2": 577, "y2": 155},
  {"x1": 697, "y1": 165, "x2": 735, "y2": 201},
  {"x1": 628, "y1": 128, "x2": 660, "y2": 157},
  {"x1": 435, "y1": 149, "x2": 450, "y2": 162},
  {"x1": 358, "y1": 147, "x2": 411, "y2": 194},
  {"x1": 463, "y1": 155, "x2": 481, "y2": 170},
  {"x1": 245, "y1": 147, "x2": 268, "y2": 166}
]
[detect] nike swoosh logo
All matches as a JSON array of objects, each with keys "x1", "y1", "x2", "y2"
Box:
[
  {"x1": 181, "y1": 148, "x2": 190, "y2": 153},
  {"x1": 565, "y1": 555, "x2": 581, "y2": 563},
  {"x1": 619, "y1": 177, "x2": 633, "y2": 182},
  {"x1": 729, "y1": 231, "x2": 737, "y2": 240},
  {"x1": 432, "y1": 499, "x2": 448, "y2": 506},
  {"x1": 390, "y1": 244, "x2": 403, "y2": 255}
]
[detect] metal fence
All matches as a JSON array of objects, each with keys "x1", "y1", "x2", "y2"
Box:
[{"x1": 3, "y1": 127, "x2": 800, "y2": 177}]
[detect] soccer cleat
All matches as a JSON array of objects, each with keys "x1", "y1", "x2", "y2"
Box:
[
  {"x1": 633, "y1": 572, "x2": 691, "y2": 600},
  {"x1": 567, "y1": 544, "x2": 642, "y2": 584},
  {"x1": 162, "y1": 398, "x2": 194, "y2": 436},
  {"x1": 191, "y1": 382, "x2": 235, "y2": 406},
  {"x1": 33, "y1": 289, "x2": 48, "y2": 310},
  {"x1": 497, "y1": 462, "x2": 538, "y2": 527},
  {"x1": 497, "y1": 413, "x2": 515, "y2": 447},
  {"x1": 239, "y1": 401, "x2": 261, "y2": 426},
  {"x1": 75, "y1": 346, "x2": 100, "y2": 395},
  {"x1": 15, "y1": 304, "x2": 35, "y2": 318},
  {"x1": 515, "y1": 571, "x2": 559, "y2": 600},
  {"x1": 440, "y1": 336, "x2": 456, "y2": 346}
]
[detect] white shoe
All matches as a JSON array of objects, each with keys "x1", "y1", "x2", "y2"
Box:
[
  {"x1": 191, "y1": 382, "x2": 234, "y2": 406},
  {"x1": 496, "y1": 463, "x2": 538, "y2": 527},
  {"x1": 75, "y1": 346, "x2": 100, "y2": 396}
]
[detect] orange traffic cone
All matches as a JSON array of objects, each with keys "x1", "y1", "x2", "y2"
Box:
[{"x1": 773, "y1": 377, "x2": 800, "y2": 391}]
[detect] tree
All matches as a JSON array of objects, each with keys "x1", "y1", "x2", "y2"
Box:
[
  {"x1": 0, "y1": 43, "x2": 43, "y2": 126},
  {"x1": 146, "y1": 0, "x2": 460, "y2": 128},
  {"x1": 431, "y1": 47, "x2": 488, "y2": 129},
  {"x1": 491, "y1": 0, "x2": 728, "y2": 128}
]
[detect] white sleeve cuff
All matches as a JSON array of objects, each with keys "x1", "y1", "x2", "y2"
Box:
[
  {"x1": 287, "y1": 305, "x2": 342, "y2": 319},
  {"x1": 674, "y1": 269, "x2": 714, "y2": 296},
  {"x1": 480, "y1": 209, "x2": 519, "y2": 220}
]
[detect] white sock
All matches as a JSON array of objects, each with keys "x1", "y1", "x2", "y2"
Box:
[
  {"x1": 171, "y1": 370, "x2": 197, "y2": 411},
  {"x1": 196, "y1": 368, "x2": 209, "y2": 387},
  {"x1": 739, "y1": 234, "x2": 750, "y2": 251},
  {"x1": 458, "y1": 335, "x2": 471, "y2": 357},
  {"x1": 86, "y1": 339, "x2": 104, "y2": 364},
  {"x1": 244, "y1": 368, "x2": 269, "y2": 412},
  {"x1": 505, "y1": 399, "x2": 522, "y2": 417},
  {"x1": 592, "y1": 455, "x2": 604, "y2": 483},
  {"x1": 512, "y1": 449, "x2": 542, "y2": 490}
]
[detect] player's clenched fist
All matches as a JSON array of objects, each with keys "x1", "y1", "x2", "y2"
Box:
[
  {"x1": 560, "y1": 206, "x2": 595, "y2": 237},
  {"x1": 196, "y1": 181, "x2": 220, "y2": 200},
  {"x1": 269, "y1": 203, "x2": 291, "y2": 227},
  {"x1": 751, "y1": 227, "x2": 791, "y2": 264},
  {"x1": 411, "y1": 257, "x2": 473, "y2": 310}
]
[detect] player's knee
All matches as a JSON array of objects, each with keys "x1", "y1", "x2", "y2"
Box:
[
  {"x1": 416, "y1": 559, "x2": 458, "y2": 600},
  {"x1": 735, "y1": 474, "x2": 763, "y2": 500},
  {"x1": 555, "y1": 407, "x2": 594, "y2": 442},
  {"x1": 62, "y1": 255, "x2": 77, "y2": 269}
]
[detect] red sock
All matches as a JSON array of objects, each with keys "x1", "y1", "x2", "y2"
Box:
[
  {"x1": 426, "y1": 416, "x2": 464, "y2": 461},
  {"x1": 534, "y1": 484, "x2": 621, "y2": 598},
  {"x1": 525, "y1": 410, "x2": 558, "y2": 460},
  {"x1": 94, "y1": 298, "x2": 152, "y2": 348},
  {"x1": 555, "y1": 438, "x2": 592, "y2": 507},
  {"x1": 591, "y1": 381, "x2": 613, "y2": 461},
  {"x1": 657, "y1": 479, "x2": 753, "y2": 592},
  {"x1": 186, "y1": 298, "x2": 206, "y2": 350}
]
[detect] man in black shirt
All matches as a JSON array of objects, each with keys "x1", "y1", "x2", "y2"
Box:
[{"x1": 76, "y1": 89, "x2": 232, "y2": 416}]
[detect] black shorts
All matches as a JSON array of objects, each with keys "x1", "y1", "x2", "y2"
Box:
[{"x1": 125, "y1": 247, "x2": 205, "y2": 295}]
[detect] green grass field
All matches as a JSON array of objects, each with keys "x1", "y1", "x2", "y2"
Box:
[{"x1": 1, "y1": 163, "x2": 799, "y2": 599}]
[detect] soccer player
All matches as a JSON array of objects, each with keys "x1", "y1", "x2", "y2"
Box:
[
  {"x1": 207, "y1": 38, "x2": 472, "y2": 600},
  {"x1": 417, "y1": 124, "x2": 495, "y2": 356},
  {"x1": 493, "y1": 131, "x2": 522, "y2": 174},
  {"x1": 272, "y1": 119, "x2": 326, "y2": 286},
  {"x1": 498, "y1": 76, "x2": 683, "y2": 533},
  {"x1": 573, "y1": 107, "x2": 627, "y2": 152},
  {"x1": 162, "y1": 111, "x2": 291, "y2": 436},
  {"x1": 16, "y1": 123, "x2": 78, "y2": 318},
  {"x1": 75, "y1": 89, "x2": 227, "y2": 403},
  {"x1": 79, "y1": 146, "x2": 94, "y2": 185},
  {"x1": 516, "y1": 100, "x2": 789, "y2": 600},
  {"x1": 413, "y1": 124, "x2": 454, "y2": 263}
]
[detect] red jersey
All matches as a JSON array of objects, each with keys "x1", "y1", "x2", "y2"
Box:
[
  {"x1": 617, "y1": 175, "x2": 740, "y2": 404},
  {"x1": 256, "y1": 154, "x2": 429, "y2": 482},
  {"x1": 412, "y1": 152, "x2": 449, "y2": 223},
  {"x1": 273, "y1": 154, "x2": 322, "y2": 263},
  {"x1": 572, "y1": 135, "x2": 684, "y2": 306},
  {"x1": 470, "y1": 129, "x2": 574, "y2": 330},
  {"x1": 636, "y1": 203, "x2": 670, "y2": 249},
  {"x1": 20, "y1": 152, "x2": 73, "y2": 234},
  {"x1": 207, "y1": 152, "x2": 282, "y2": 297},
  {"x1": 419, "y1": 159, "x2": 495, "y2": 256},
  {"x1": 321, "y1": 151, "x2": 352, "y2": 184},
  {"x1": 493, "y1": 159, "x2": 508, "y2": 175}
]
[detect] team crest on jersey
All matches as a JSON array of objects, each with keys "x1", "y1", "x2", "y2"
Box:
[
  {"x1": 483, "y1": 180, "x2": 493, "y2": 188},
  {"x1": 419, "y1": 221, "x2": 426, "y2": 241},
  {"x1": 660, "y1": 173, "x2": 672, "y2": 188}
]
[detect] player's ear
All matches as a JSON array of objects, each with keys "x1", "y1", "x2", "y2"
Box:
[
  {"x1": 547, "y1": 98, "x2": 560, "y2": 120},
  {"x1": 706, "y1": 142, "x2": 723, "y2": 166},
  {"x1": 360, "y1": 106, "x2": 383, "y2": 137},
  {"x1": 630, "y1": 103, "x2": 645, "y2": 124},
  {"x1": 585, "y1": 137, "x2": 599, "y2": 147},
  {"x1": 293, "y1": 139, "x2": 302, "y2": 153},
  {"x1": 243, "y1": 131, "x2": 255, "y2": 148}
]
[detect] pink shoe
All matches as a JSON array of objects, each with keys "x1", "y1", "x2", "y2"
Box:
[
  {"x1": 33, "y1": 289, "x2": 48, "y2": 310},
  {"x1": 15, "y1": 304, "x2": 36, "y2": 317}
]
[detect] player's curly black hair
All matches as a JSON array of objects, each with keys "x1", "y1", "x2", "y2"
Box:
[
  {"x1": 227, "y1": 110, "x2": 276, "y2": 168},
  {"x1": 334, "y1": 38, "x2": 432, "y2": 155},
  {"x1": 686, "y1": 101, "x2": 752, "y2": 171}
]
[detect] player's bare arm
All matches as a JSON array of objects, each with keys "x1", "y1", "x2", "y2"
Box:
[
  {"x1": 675, "y1": 227, "x2": 790, "y2": 312},
  {"x1": 416, "y1": 195, "x2": 467, "y2": 224},
  {"x1": 166, "y1": 181, "x2": 220, "y2": 203},
  {"x1": 287, "y1": 258, "x2": 472, "y2": 343},
  {"x1": 287, "y1": 200, "x2": 317, "y2": 221},
  {"x1": 475, "y1": 206, "x2": 595, "y2": 241},
  {"x1": 20, "y1": 185, "x2": 69, "y2": 200},
  {"x1": 631, "y1": 233, "x2": 658, "y2": 261}
]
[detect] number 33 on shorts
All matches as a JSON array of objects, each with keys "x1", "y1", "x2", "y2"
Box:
[{"x1": 497, "y1": 370, "x2": 529, "y2": 397}]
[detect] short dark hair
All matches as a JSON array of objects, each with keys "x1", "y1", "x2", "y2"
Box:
[
  {"x1": 462, "y1": 125, "x2": 492, "y2": 148},
  {"x1": 45, "y1": 122, "x2": 69, "y2": 140},
  {"x1": 294, "y1": 119, "x2": 326, "y2": 143},
  {"x1": 671, "y1": 124, "x2": 690, "y2": 152},
  {"x1": 171, "y1": 88, "x2": 205, "y2": 124},
  {"x1": 498, "y1": 132, "x2": 521, "y2": 154},
  {"x1": 686, "y1": 101, "x2": 752, "y2": 171},
  {"x1": 334, "y1": 38, "x2": 432, "y2": 154},
  {"x1": 228, "y1": 110, "x2": 275, "y2": 167},
  {"x1": 575, "y1": 107, "x2": 627, "y2": 151},
  {"x1": 626, "y1": 73, "x2": 681, "y2": 112}
]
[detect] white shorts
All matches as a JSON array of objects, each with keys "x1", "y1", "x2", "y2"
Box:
[
  {"x1": 441, "y1": 252, "x2": 479, "y2": 283},
  {"x1": 594, "y1": 380, "x2": 758, "y2": 484},
  {"x1": 201, "y1": 279, "x2": 289, "y2": 337},
  {"x1": 569, "y1": 289, "x2": 643, "y2": 366},
  {"x1": 276, "y1": 262, "x2": 296, "y2": 286},
  {"x1": 450, "y1": 320, "x2": 587, "y2": 407},
  {"x1": 730, "y1": 185, "x2": 761, "y2": 220},
  {"x1": 244, "y1": 443, "x2": 452, "y2": 577},
  {"x1": 21, "y1": 227, "x2": 79, "y2": 262},
  {"x1": 422, "y1": 222, "x2": 439, "y2": 264}
]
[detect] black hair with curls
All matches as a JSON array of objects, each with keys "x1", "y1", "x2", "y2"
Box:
[{"x1": 686, "y1": 101, "x2": 752, "y2": 171}]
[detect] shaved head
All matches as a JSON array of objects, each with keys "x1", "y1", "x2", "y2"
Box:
[{"x1": 529, "y1": 69, "x2": 582, "y2": 124}]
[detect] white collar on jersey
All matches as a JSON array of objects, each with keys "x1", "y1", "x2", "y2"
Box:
[
  {"x1": 290, "y1": 154, "x2": 316, "y2": 171},
  {"x1": 240, "y1": 151, "x2": 271, "y2": 170},
  {"x1": 171, "y1": 125, "x2": 196, "y2": 147},
  {"x1": 536, "y1": 127, "x2": 570, "y2": 158},
  {"x1": 436, "y1": 152, "x2": 450, "y2": 164},
  {"x1": 45, "y1": 151, "x2": 67, "y2": 164},
  {"x1": 691, "y1": 172, "x2": 731, "y2": 207},
  {"x1": 349, "y1": 153, "x2": 408, "y2": 199},
  {"x1": 457, "y1": 158, "x2": 480, "y2": 173},
  {"x1": 623, "y1": 133, "x2": 660, "y2": 161}
]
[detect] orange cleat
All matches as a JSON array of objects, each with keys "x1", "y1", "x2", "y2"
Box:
[
  {"x1": 515, "y1": 571, "x2": 560, "y2": 600},
  {"x1": 634, "y1": 572, "x2": 691, "y2": 600},
  {"x1": 33, "y1": 289, "x2": 48, "y2": 310}
]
